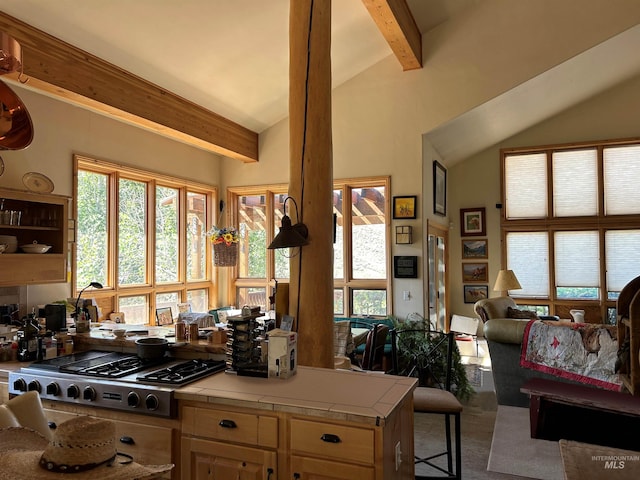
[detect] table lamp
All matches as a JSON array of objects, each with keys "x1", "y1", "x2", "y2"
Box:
[
  {"x1": 75, "y1": 281, "x2": 103, "y2": 318},
  {"x1": 493, "y1": 270, "x2": 522, "y2": 296}
]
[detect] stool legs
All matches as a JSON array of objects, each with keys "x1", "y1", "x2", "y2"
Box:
[{"x1": 415, "y1": 411, "x2": 461, "y2": 480}]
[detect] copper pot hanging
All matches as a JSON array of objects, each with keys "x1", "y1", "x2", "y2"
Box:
[{"x1": 0, "y1": 32, "x2": 33, "y2": 150}]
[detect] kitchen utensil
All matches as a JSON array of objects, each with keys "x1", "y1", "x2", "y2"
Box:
[
  {"x1": 0, "y1": 80, "x2": 34, "y2": 151},
  {"x1": 135, "y1": 337, "x2": 184, "y2": 359},
  {"x1": 22, "y1": 172, "x2": 54, "y2": 193},
  {"x1": 113, "y1": 328, "x2": 126, "y2": 338},
  {"x1": 0, "y1": 235, "x2": 17, "y2": 253},
  {"x1": 19, "y1": 241, "x2": 51, "y2": 254}
]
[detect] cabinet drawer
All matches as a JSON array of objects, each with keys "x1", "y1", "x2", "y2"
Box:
[
  {"x1": 44, "y1": 409, "x2": 173, "y2": 467},
  {"x1": 182, "y1": 406, "x2": 277, "y2": 448},
  {"x1": 290, "y1": 418, "x2": 374, "y2": 464}
]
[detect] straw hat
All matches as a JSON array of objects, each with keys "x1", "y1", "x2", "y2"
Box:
[{"x1": 0, "y1": 415, "x2": 173, "y2": 479}]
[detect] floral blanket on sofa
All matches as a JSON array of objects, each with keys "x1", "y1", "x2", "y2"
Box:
[{"x1": 520, "y1": 319, "x2": 622, "y2": 391}]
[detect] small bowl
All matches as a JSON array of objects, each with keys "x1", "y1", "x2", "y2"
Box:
[
  {"x1": 20, "y1": 242, "x2": 51, "y2": 254},
  {"x1": 113, "y1": 329, "x2": 126, "y2": 339}
]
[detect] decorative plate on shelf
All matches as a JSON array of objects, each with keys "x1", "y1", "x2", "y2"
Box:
[{"x1": 22, "y1": 172, "x2": 54, "y2": 193}]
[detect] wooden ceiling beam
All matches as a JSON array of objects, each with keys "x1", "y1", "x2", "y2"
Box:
[
  {"x1": 0, "y1": 12, "x2": 259, "y2": 163},
  {"x1": 361, "y1": 0, "x2": 422, "y2": 71}
]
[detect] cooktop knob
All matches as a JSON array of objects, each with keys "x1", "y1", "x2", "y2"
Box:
[
  {"x1": 12, "y1": 378, "x2": 27, "y2": 392},
  {"x1": 145, "y1": 394, "x2": 159, "y2": 411},
  {"x1": 127, "y1": 392, "x2": 140, "y2": 408},
  {"x1": 67, "y1": 384, "x2": 80, "y2": 399},
  {"x1": 45, "y1": 382, "x2": 61, "y2": 396},
  {"x1": 83, "y1": 386, "x2": 97, "y2": 401},
  {"x1": 27, "y1": 380, "x2": 41, "y2": 393}
]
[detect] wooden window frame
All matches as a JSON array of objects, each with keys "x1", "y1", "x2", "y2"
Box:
[
  {"x1": 500, "y1": 137, "x2": 640, "y2": 322},
  {"x1": 74, "y1": 155, "x2": 217, "y2": 323},
  {"x1": 227, "y1": 176, "x2": 392, "y2": 318}
]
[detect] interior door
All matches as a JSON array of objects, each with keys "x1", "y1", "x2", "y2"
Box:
[{"x1": 426, "y1": 221, "x2": 448, "y2": 331}]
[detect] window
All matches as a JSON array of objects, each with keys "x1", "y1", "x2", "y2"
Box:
[
  {"x1": 501, "y1": 140, "x2": 640, "y2": 321},
  {"x1": 228, "y1": 177, "x2": 391, "y2": 317},
  {"x1": 75, "y1": 155, "x2": 216, "y2": 324}
]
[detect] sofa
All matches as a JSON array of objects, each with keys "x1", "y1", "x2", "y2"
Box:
[{"x1": 475, "y1": 296, "x2": 567, "y2": 407}]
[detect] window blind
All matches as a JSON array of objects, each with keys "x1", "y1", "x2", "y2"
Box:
[
  {"x1": 506, "y1": 232, "x2": 549, "y2": 296},
  {"x1": 553, "y1": 149, "x2": 597, "y2": 217},
  {"x1": 505, "y1": 153, "x2": 547, "y2": 219},
  {"x1": 605, "y1": 230, "x2": 640, "y2": 292},
  {"x1": 604, "y1": 145, "x2": 640, "y2": 215},
  {"x1": 554, "y1": 231, "x2": 599, "y2": 288}
]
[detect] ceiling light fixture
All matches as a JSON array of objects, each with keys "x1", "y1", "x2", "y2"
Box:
[
  {"x1": 268, "y1": 196, "x2": 309, "y2": 249},
  {"x1": 0, "y1": 32, "x2": 28, "y2": 82}
]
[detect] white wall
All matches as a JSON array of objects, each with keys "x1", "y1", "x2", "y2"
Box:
[
  {"x1": 0, "y1": 83, "x2": 222, "y2": 312},
  {"x1": 448, "y1": 70, "x2": 640, "y2": 318}
]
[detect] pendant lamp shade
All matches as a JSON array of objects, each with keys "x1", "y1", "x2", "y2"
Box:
[{"x1": 268, "y1": 196, "x2": 308, "y2": 249}]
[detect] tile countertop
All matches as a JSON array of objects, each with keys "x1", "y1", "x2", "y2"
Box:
[{"x1": 176, "y1": 366, "x2": 417, "y2": 425}]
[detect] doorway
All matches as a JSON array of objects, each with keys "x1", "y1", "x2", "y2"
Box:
[{"x1": 426, "y1": 221, "x2": 448, "y2": 331}]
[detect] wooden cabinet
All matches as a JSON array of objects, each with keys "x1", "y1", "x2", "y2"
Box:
[
  {"x1": 181, "y1": 405, "x2": 277, "y2": 479},
  {"x1": 289, "y1": 418, "x2": 376, "y2": 479},
  {"x1": 42, "y1": 402, "x2": 178, "y2": 479},
  {"x1": 181, "y1": 395, "x2": 414, "y2": 480},
  {"x1": 182, "y1": 437, "x2": 276, "y2": 480},
  {"x1": 0, "y1": 187, "x2": 69, "y2": 285}
]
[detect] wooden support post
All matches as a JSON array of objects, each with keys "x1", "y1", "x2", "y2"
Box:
[{"x1": 289, "y1": 0, "x2": 334, "y2": 368}]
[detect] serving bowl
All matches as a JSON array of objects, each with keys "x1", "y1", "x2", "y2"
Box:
[
  {"x1": 20, "y1": 241, "x2": 52, "y2": 254},
  {"x1": 0, "y1": 235, "x2": 17, "y2": 253}
]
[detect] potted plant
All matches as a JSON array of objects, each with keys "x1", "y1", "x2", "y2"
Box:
[{"x1": 392, "y1": 319, "x2": 474, "y2": 402}]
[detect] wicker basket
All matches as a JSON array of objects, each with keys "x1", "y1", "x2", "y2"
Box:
[{"x1": 213, "y1": 242, "x2": 238, "y2": 267}]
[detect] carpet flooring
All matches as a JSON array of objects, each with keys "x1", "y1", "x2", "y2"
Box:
[{"x1": 413, "y1": 366, "x2": 564, "y2": 480}]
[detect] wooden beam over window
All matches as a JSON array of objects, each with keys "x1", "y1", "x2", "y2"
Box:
[
  {"x1": 0, "y1": 12, "x2": 259, "y2": 163},
  {"x1": 362, "y1": 0, "x2": 422, "y2": 71}
]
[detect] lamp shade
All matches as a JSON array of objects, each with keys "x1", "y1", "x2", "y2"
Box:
[
  {"x1": 493, "y1": 269, "x2": 522, "y2": 293},
  {"x1": 268, "y1": 215, "x2": 308, "y2": 249}
]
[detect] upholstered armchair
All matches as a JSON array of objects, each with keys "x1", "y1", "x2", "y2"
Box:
[
  {"x1": 473, "y1": 296, "x2": 518, "y2": 323},
  {"x1": 474, "y1": 296, "x2": 544, "y2": 407}
]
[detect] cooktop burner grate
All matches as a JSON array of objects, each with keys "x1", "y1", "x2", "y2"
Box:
[{"x1": 138, "y1": 359, "x2": 227, "y2": 385}]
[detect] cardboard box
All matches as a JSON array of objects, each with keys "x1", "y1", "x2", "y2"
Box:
[{"x1": 268, "y1": 329, "x2": 297, "y2": 379}]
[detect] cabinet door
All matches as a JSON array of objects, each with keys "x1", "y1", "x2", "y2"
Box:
[
  {"x1": 290, "y1": 455, "x2": 375, "y2": 480},
  {"x1": 182, "y1": 436, "x2": 276, "y2": 480}
]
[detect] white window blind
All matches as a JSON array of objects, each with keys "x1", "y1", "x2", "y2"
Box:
[
  {"x1": 505, "y1": 153, "x2": 547, "y2": 219},
  {"x1": 506, "y1": 232, "x2": 549, "y2": 297},
  {"x1": 604, "y1": 145, "x2": 640, "y2": 215},
  {"x1": 554, "y1": 231, "x2": 599, "y2": 287},
  {"x1": 605, "y1": 230, "x2": 640, "y2": 292},
  {"x1": 552, "y1": 149, "x2": 598, "y2": 217}
]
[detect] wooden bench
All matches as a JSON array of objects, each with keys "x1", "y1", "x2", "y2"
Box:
[{"x1": 521, "y1": 377, "x2": 640, "y2": 450}]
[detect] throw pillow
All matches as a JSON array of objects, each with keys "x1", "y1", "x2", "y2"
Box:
[{"x1": 506, "y1": 306, "x2": 538, "y2": 319}]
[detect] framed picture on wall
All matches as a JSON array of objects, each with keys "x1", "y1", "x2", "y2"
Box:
[
  {"x1": 462, "y1": 262, "x2": 488, "y2": 282},
  {"x1": 460, "y1": 207, "x2": 486, "y2": 236},
  {"x1": 462, "y1": 239, "x2": 488, "y2": 259},
  {"x1": 464, "y1": 285, "x2": 488, "y2": 303},
  {"x1": 433, "y1": 160, "x2": 447, "y2": 216},
  {"x1": 394, "y1": 255, "x2": 418, "y2": 278},
  {"x1": 393, "y1": 196, "x2": 417, "y2": 219}
]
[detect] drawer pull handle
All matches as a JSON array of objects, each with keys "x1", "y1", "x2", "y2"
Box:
[
  {"x1": 47, "y1": 421, "x2": 57, "y2": 430},
  {"x1": 119, "y1": 436, "x2": 135, "y2": 445},
  {"x1": 219, "y1": 419, "x2": 237, "y2": 429},
  {"x1": 320, "y1": 433, "x2": 341, "y2": 443}
]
